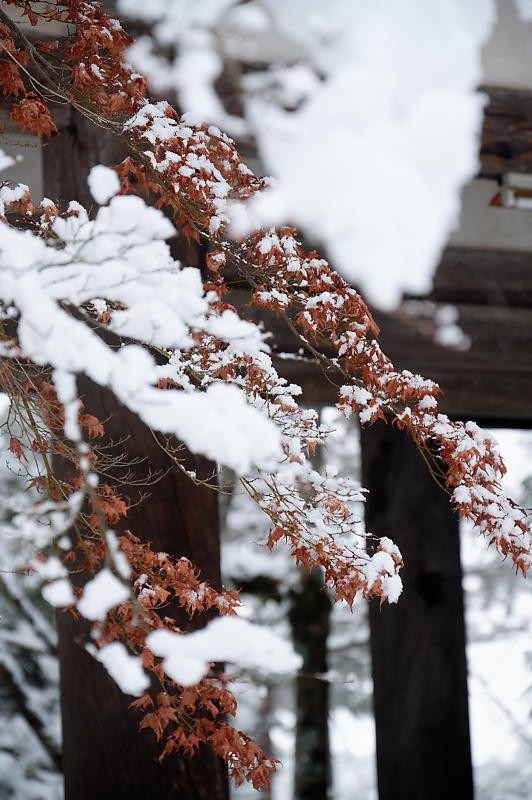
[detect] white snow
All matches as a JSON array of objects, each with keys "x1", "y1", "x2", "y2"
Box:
[
  {"x1": 77, "y1": 568, "x2": 130, "y2": 621},
  {"x1": 0, "y1": 148, "x2": 15, "y2": 173},
  {"x1": 228, "y1": 0, "x2": 496, "y2": 308},
  {"x1": 91, "y1": 642, "x2": 149, "y2": 696},
  {"x1": 147, "y1": 615, "x2": 302, "y2": 686},
  {"x1": 87, "y1": 165, "x2": 121, "y2": 205},
  {"x1": 120, "y1": 0, "x2": 497, "y2": 309},
  {"x1": 30, "y1": 556, "x2": 67, "y2": 581},
  {"x1": 42, "y1": 579, "x2": 75, "y2": 607},
  {"x1": 0, "y1": 179, "x2": 283, "y2": 475}
]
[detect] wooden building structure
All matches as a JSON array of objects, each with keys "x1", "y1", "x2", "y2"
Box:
[{"x1": 0, "y1": 1, "x2": 531, "y2": 799}]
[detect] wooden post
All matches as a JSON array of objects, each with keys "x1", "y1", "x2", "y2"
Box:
[
  {"x1": 289, "y1": 568, "x2": 332, "y2": 800},
  {"x1": 44, "y1": 108, "x2": 229, "y2": 800},
  {"x1": 361, "y1": 422, "x2": 473, "y2": 800}
]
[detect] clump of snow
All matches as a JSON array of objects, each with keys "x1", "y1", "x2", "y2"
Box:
[
  {"x1": 0, "y1": 183, "x2": 30, "y2": 217},
  {"x1": 0, "y1": 176, "x2": 283, "y2": 475},
  {"x1": 401, "y1": 299, "x2": 471, "y2": 350},
  {"x1": 0, "y1": 148, "x2": 15, "y2": 172},
  {"x1": 106, "y1": 531, "x2": 131, "y2": 579},
  {"x1": 119, "y1": 0, "x2": 249, "y2": 137},
  {"x1": 0, "y1": 393, "x2": 9, "y2": 418},
  {"x1": 77, "y1": 568, "x2": 130, "y2": 621},
  {"x1": 90, "y1": 642, "x2": 149, "y2": 696},
  {"x1": 147, "y1": 615, "x2": 302, "y2": 686},
  {"x1": 87, "y1": 165, "x2": 121, "y2": 205},
  {"x1": 365, "y1": 550, "x2": 402, "y2": 603},
  {"x1": 123, "y1": 0, "x2": 497, "y2": 309},
  {"x1": 30, "y1": 555, "x2": 67, "y2": 581},
  {"x1": 42, "y1": 578, "x2": 75, "y2": 607},
  {"x1": 53, "y1": 369, "x2": 80, "y2": 442},
  {"x1": 229, "y1": 0, "x2": 496, "y2": 308}
]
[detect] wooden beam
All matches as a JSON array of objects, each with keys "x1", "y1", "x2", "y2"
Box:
[
  {"x1": 431, "y1": 246, "x2": 532, "y2": 306},
  {"x1": 373, "y1": 301, "x2": 532, "y2": 424},
  {"x1": 227, "y1": 272, "x2": 532, "y2": 422},
  {"x1": 480, "y1": 85, "x2": 532, "y2": 178}
]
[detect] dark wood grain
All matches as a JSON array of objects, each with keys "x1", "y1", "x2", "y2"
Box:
[
  {"x1": 431, "y1": 246, "x2": 532, "y2": 306},
  {"x1": 361, "y1": 422, "x2": 473, "y2": 800}
]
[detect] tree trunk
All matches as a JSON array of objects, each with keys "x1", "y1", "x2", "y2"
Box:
[
  {"x1": 361, "y1": 422, "x2": 473, "y2": 800},
  {"x1": 44, "y1": 107, "x2": 229, "y2": 800}
]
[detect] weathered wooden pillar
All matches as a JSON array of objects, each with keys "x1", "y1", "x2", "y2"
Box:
[
  {"x1": 361, "y1": 422, "x2": 473, "y2": 800},
  {"x1": 289, "y1": 568, "x2": 332, "y2": 800},
  {"x1": 44, "y1": 108, "x2": 229, "y2": 799}
]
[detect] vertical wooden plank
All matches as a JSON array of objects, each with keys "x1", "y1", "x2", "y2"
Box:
[
  {"x1": 44, "y1": 110, "x2": 229, "y2": 800},
  {"x1": 361, "y1": 422, "x2": 473, "y2": 800}
]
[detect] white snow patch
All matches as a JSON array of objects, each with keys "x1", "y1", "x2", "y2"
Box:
[
  {"x1": 42, "y1": 578, "x2": 75, "y2": 607},
  {"x1": 88, "y1": 165, "x2": 121, "y2": 205},
  {"x1": 91, "y1": 641, "x2": 149, "y2": 696},
  {"x1": 147, "y1": 615, "x2": 302, "y2": 686},
  {"x1": 77, "y1": 568, "x2": 130, "y2": 621}
]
